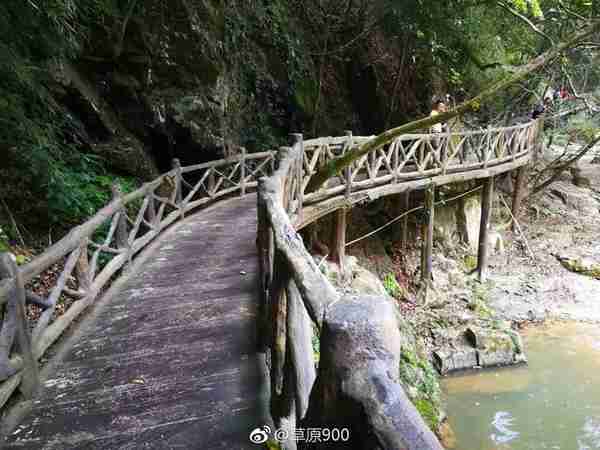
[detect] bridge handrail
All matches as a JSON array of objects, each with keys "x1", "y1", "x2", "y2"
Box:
[
  {"x1": 256, "y1": 120, "x2": 540, "y2": 448},
  {"x1": 293, "y1": 120, "x2": 539, "y2": 226},
  {"x1": 0, "y1": 149, "x2": 276, "y2": 409}
]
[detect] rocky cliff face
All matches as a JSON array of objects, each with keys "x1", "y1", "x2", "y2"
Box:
[{"x1": 51, "y1": 1, "x2": 428, "y2": 180}]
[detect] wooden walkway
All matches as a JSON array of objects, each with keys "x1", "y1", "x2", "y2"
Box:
[{"x1": 3, "y1": 195, "x2": 270, "y2": 449}]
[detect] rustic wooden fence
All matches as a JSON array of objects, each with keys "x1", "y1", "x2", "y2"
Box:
[
  {"x1": 0, "y1": 119, "x2": 539, "y2": 430},
  {"x1": 256, "y1": 120, "x2": 539, "y2": 448},
  {"x1": 294, "y1": 121, "x2": 539, "y2": 226},
  {"x1": 0, "y1": 150, "x2": 275, "y2": 411}
]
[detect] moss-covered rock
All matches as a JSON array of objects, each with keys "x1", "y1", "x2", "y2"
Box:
[
  {"x1": 399, "y1": 348, "x2": 445, "y2": 433},
  {"x1": 557, "y1": 256, "x2": 600, "y2": 280}
]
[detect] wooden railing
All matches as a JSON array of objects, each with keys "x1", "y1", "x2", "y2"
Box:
[
  {"x1": 0, "y1": 118, "x2": 539, "y2": 439},
  {"x1": 0, "y1": 150, "x2": 275, "y2": 411},
  {"x1": 257, "y1": 121, "x2": 539, "y2": 448},
  {"x1": 282, "y1": 121, "x2": 540, "y2": 227}
]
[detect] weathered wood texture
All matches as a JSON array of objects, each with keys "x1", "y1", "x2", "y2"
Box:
[
  {"x1": 299, "y1": 121, "x2": 539, "y2": 211},
  {"x1": 421, "y1": 185, "x2": 435, "y2": 282},
  {"x1": 0, "y1": 151, "x2": 276, "y2": 411},
  {"x1": 511, "y1": 165, "x2": 528, "y2": 231},
  {"x1": 3, "y1": 196, "x2": 270, "y2": 449},
  {"x1": 477, "y1": 177, "x2": 495, "y2": 282},
  {"x1": 0, "y1": 119, "x2": 539, "y2": 448}
]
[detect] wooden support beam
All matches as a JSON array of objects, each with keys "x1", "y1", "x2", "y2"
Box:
[
  {"x1": 145, "y1": 191, "x2": 156, "y2": 227},
  {"x1": 0, "y1": 254, "x2": 38, "y2": 398},
  {"x1": 75, "y1": 240, "x2": 90, "y2": 292},
  {"x1": 256, "y1": 192, "x2": 272, "y2": 351},
  {"x1": 240, "y1": 147, "x2": 246, "y2": 196},
  {"x1": 344, "y1": 131, "x2": 353, "y2": 201},
  {"x1": 401, "y1": 190, "x2": 410, "y2": 250},
  {"x1": 477, "y1": 177, "x2": 494, "y2": 282},
  {"x1": 421, "y1": 185, "x2": 435, "y2": 283},
  {"x1": 329, "y1": 209, "x2": 347, "y2": 269},
  {"x1": 172, "y1": 158, "x2": 184, "y2": 222},
  {"x1": 270, "y1": 252, "x2": 289, "y2": 401},
  {"x1": 511, "y1": 166, "x2": 527, "y2": 231},
  {"x1": 291, "y1": 134, "x2": 304, "y2": 218},
  {"x1": 171, "y1": 158, "x2": 183, "y2": 205},
  {"x1": 111, "y1": 184, "x2": 128, "y2": 249}
]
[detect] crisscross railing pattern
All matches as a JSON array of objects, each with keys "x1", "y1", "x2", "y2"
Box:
[
  {"x1": 0, "y1": 119, "x2": 539, "y2": 422},
  {"x1": 0, "y1": 150, "x2": 275, "y2": 409},
  {"x1": 282, "y1": 121, "x2": 539, "y2": 225},
  {"x1": 257, "y1": 120, "x2": 539, "y2": 448}
]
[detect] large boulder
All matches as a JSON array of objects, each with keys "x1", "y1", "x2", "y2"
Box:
[
  {"x1": 550, "y1": 182, "x2": 598, "y2": 215},
  {"x1": 433, "y1": 326, "x2": 526, "y2": 374},
  {"x1": 301, "y1": 295, "x2": 443, "y2": 450},
  {"x1": 350, "y1": 267, "x2": 388, "y2": 296},
  {"x1": 347, "y1": 207, "x2": 395, "y2": 278},
  {"x1": 456, "y1": 195, "x2": 482, "y2": 252}
]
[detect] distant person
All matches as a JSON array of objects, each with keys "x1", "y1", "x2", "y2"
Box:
[
  {"x1": 430, "y1": 98, "x2": 449, "y2": 134},
  {"x1": 531, "y1": 97, "x2": 551, "y2": 120}
]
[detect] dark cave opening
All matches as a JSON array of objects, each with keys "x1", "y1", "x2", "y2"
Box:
[{"x1": 148, "y1": 119, "x2": 223, "y2": 178}]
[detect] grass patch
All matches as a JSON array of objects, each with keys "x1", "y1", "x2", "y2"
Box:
[
  {"x1": 463, "y1": 254, "x2": 477, "y2": 271},
  {"x1": 384, "y1": 272, "x2": 402, "y2": 298}
]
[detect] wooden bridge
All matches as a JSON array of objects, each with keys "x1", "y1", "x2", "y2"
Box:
[{"x1": 0, "y1": 121, "x2": 539, "y2": 449}]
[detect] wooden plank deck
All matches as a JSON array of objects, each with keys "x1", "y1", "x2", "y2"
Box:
[{"x1": 3, "y1": 195, "x2": 270, "y2": 449}]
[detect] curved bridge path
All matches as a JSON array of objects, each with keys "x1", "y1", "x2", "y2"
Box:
[
  {"x1": 0, "y1": 121, "x2": 539, "y2": 449},
  {"x1": 4, "y1": 196, "x2": 269, "y2": 449}
]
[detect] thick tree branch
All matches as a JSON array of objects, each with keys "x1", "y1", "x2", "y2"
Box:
[
  {"x1": 497, "y1": 1, "x2": 554, "y2": 45},
  {"x1": 306, "y1": 20, "x2": 600, "y2": 192},
  {"x1": 532, "y1": 134, "x2": 600, "y2": 195}
]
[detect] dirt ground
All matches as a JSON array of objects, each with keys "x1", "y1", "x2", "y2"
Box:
[{"x1": 488, "y1": 150, "x2": 600, "y2": 323}]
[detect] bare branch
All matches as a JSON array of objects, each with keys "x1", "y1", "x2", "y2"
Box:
[
  {"x1": 497, "y1": 1, "x2": 554, "y2": 45},
  {"x1": 306, "y1": 19, "x2": 600, "y2": 192}
]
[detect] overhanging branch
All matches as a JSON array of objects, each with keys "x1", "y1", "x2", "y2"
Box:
[{"x1": 306, "y1": 19, "x2": 600, "y2": 192}]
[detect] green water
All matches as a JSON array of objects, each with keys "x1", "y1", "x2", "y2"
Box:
[{"x1": 442, "y1": 322, "x2": 600, "y2": 450}]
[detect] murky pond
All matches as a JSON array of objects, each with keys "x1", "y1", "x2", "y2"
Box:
[{"x1": 442, "y1": 322, "x2": 600, "y2": 450}]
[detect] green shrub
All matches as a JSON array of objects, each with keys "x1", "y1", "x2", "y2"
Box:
[
  {"x1": 384, "y1": 273, "x2": 402, "y2": 298},
  {"x1": 48, "y1": 153, "x2": 138, "y2": 226}
]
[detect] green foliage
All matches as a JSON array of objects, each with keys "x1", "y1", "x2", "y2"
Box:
[
  {"x1": 311, "y1": 324, "x2": 321, "y2": 366},
  {"x1": 463, "y1": 255, "x2": 477, "y2": 271},
  {"x1": 566, "y1": 116, "x2": 600, "y2": 144},
  {"x1": 468, "y1": 281, "x2": 493, "y2": 318},
  {"x1": 383, "y1": 273, "x2": 402, "y2": 298},
  {"x1": 415, "y1": 398, "x2": 440, "y2": 431},
  {"x1": 265, "y1": 439, "x2": 282, "y2": 450},
  {"x1": 399, "y1": 349, "x2": 443, "y2": 432},
  {"x1": 15, "y1": 254, "x2": 28, "y2": 266},
  {"x1": 511, "y1": 0, "x2": 543, "y2": 17},
  {"x1": 559, "y1": 258, "x2": 600, "y2": 280},
  {"x1": 0, "y1": 226, "x2": 9, "y2": 252},
  {"x1": 0, "y1": 1, "x2": 129, "y2": 230},
  {"x1": 48, "y1": 152, "x2": 138, "y2": 225}
]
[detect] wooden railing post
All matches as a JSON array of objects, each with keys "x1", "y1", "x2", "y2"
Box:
[
  {"x1": 477, "y1": 177, "x2": 494, "y2": 282},
  {"x1": 75, "y1": 240, "x2": 91, "y2": 292},
  {"x1": 344, "y1": 131, "x2": 353, "y2": 200},
  {"x1": 256, "y1": 181, "x2": 273, "y2": 352},
  {"x1": 392, "y1": 138, "x2": 399, "y2": 184},
  {"x1": 330, "y1": 209, "x2": 347, "y2": 272},
  {"x1": 291, "y1": 133, "x2": 304, "y2": 219},
  {"x1": 401, "y1": 190, "x2": 410, "y2": 250},
  {"x1": 172, "y1": 158, "x2": 183, "y2": 218},
  {"x1": 207, "y1": 169, "x2": 216, "y2": 195},
  {"x1": 112, "y1": 184, "x2": 128, "y2": 250},
  {"x1": 0, "y1": 253, "x2": 38, "y2": 398},
  {"x1": 145, "y1": 191, "x2": 156, "y2": 227},
  {"x1": 240, "y1": 147, "x2": 246, "y2": 196},
  {"x1": 420, "y1": 184, "x2": 435, "y2": 283},
  {"x1": 511, "y1": 166, "x2": 527, "y2": 231}
]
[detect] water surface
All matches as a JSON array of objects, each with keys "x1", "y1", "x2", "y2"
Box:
[{"x1": 442, "y1": 322, "x2": 600, "y2": 450}]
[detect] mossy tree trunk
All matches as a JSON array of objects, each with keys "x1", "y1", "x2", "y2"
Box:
[{"x1": 306, "y1": 20, "x2": 600, "y2": 193}]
